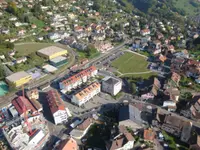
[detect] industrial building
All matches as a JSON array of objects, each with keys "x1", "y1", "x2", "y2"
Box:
[
  {"x1": 3, "y1": 115, "x2": 49, "y2": 150},
  {"x1": 6, "y1": 71, "x2": 32, "y2": 87},
  {"x1": 42, "y1": 64, "x2": 58, "y2": 73},
  {"x1": 47, "y1": 90, "x2": 71, "y2": 125},
  {"x1": 71, "y1": 82, "x2": 101, "y2": 106},
  {"x1": 102, "y1": 76, "x2": 122, "y2": 96},
  {"x1": 37, "y1": 46, "x2": 68, "y2": 60},
  {"x1": 49, "y1": 56, "x2": 68, "y2": 67},
  {"x1": 59, "y1": 66, "x2": 98, "y2": 92}
]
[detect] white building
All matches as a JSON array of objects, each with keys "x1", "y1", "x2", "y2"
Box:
[
  {"x1": 71, "y1": 82, "x2": 101, "y2": 106},
  {"x1": 102, "y1": 76, "x2": 122, "y2": 96},
  {"x1": 47, "y1": 90, "x2": 71, "y2": 125},
  {"x1": 59, "y1": 66, "x2": 98, "y2": 92},
  {"x1": 140, "y1": 29, "x2": 150, "y2": 36}
]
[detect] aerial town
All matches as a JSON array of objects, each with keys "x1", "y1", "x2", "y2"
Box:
[{"x1": 0, "y1": 0, "x2": 200, "y2": 150}]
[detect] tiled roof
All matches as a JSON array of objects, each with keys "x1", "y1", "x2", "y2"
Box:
[
  {"x1": 74, "y1": 82, "x2": 100, "y2": 101},
  {"x1": 12, "y1": 96, "x2": 36, "y2": 115},
  {"x1": 61, "y1": 66, "x2": 97, "y2": 86},
  {"x1": 77, "y1": 118, "x2": 93, "y2": 130},
  {"x1": 56, "y1": 137, "x2": 78, "y2": 150},
  {"x1": 47, "y1": 90, "x2": 65, "y2": 114},
  {"x1": 144, "y1": 129, "x2": 155, "y2": 141}
]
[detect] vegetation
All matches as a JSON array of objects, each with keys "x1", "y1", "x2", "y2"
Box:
[
  {"x1": 77, "y1": 45, "x2": 100, "y2": 60},
  {"x1": 112, "y1": 52, "x2": 149, "y2": 74},
  {"x1": 0, "y1": 64, "x2": 5, "y2": 80}
]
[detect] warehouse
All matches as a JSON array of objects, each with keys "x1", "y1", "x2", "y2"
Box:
[
  {"x1": 37, "y1": 46, "x2": 68, "y2": 60},
  {"x1": 6, "y1": 71, "x2": 32, "y2": 87},
  {"x1": 49, "y1": 56, "x2": 68, "y2": 67}
]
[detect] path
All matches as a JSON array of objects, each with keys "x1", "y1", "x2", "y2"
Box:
[
  {"x1": 124, "y1": 50, "x2": 148, "y2": 59},
  {"x1": 118, "y1": 71, "x2": 153, "y2": 77}
]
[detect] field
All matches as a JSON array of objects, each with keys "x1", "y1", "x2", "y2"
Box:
[
  {"x1": 112, "y1": 52, "x2": 149, "y2": 74},
  {"x1": 15, "y1": 43, "x2": 53, "y2": 57}
]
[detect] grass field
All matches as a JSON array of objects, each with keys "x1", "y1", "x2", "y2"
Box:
[
  {"x1": 15, "y1": 43, "x2": 53, "y2": 57},
  {"x1": 112, "y1": 52, "x2": 149, "y2": 74}
]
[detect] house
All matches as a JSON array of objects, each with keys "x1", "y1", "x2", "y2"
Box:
[
  {"x1": 165, "y1": 87, "x2": 180, "y2": 102},
  {"x1": 71, "y1": 82, "x2": 101, "y2": 106},
  {"x1": 119, "y1": 103, "x2": 157, "y2": 130},
  {"x1": 31, "y1": 24, "x2": 37, "y2": 29},
  {"x1": 12, "y1": 96, "x2": 37, "y2": 117},
  {"x1": 167, "y1": 45, "x2": 175, "y2": 53},
  {"x1": 91, "y1": 33, "x2": 106, "y2": 41},
  {"x1": 46, "y1": 90, "x2": 71, "y2": 125},
  {"x1": 153, "y1": 40, "x2": 161, "y2": 49},
  {"x1": 59, "y1": 66, "x2": 98, "y2": 92},
  {"x1": 54, "y1": 137, "x2": 78, "y2": 150},
  {"x1": 181, "y1": 121, "x2": 192, "y2": 143},
  {"x1": 26, "y1": 88, "x2": 39, "y2": 100},
  {"x1": 94, "y1": 41, "x2": 113, "y2": 53},
  {"x1": 18, "y1": 30, "x2": 26, "y2": 36},
  {"x1": 190, "y1": 99, "x2": 200, "y2": 119},
  {"x1": 102, "y1": 76, "x2": 122, "y2": 96},
  {"x1": 189, "y1": 134, "x2": 200, "y2": 150},
  {"x1": 163, "y1": 101, "x2": 177, "y2": 112},
  {"x1": 151, "y1": 78, "x2": 161, "y2": 96},
  {"x1": 140, "y1": 29, "x2": 150, "y2": 36},
  {"x1": 70, "y1": 118, "x2": 93, "y2": 139},
  {"x1": 15, "y1": 57, "x2": 27, "y2": 64},
  {"x1": 143, "y1": 128, "x2": 155, "y2": 142}
]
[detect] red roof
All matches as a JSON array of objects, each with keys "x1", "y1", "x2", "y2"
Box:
[
  {"x1": 12, "y1": 96, "x2": 36, "y2": 115},
  {"x1": 61, "y1": 66, "x2": 97, "y2": 86},
  {"x1": 47, "y1": 90, "x2": 65, "y2": 114}
]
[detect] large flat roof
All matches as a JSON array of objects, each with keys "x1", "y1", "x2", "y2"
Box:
[
  {"x1": 37, "y1": 46, "x2": 67, "y2": 56},
  {"x1": 6, "y1": 71, "x2": 31, "y2": 82},
  {"x1": 50, "y1": 56, "x2": 67, "y2": 63}
]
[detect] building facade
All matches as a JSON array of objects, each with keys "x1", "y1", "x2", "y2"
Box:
[
  {"x1": 47, "y1": 90, "x2": 70, "y2": 125},
  {"x1": 71, "y1": 82, "x2": 101, "y2": 106},
  {"x1": 102, "y1": 76, "x2": 122, "y2": 96},
  {"x1": 59, "y1": 66, "x2": 98, "y2": 92}
]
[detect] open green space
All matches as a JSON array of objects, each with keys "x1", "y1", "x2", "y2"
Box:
[
  {"x1": 112, "y1": 52, "x2": 149, "y2": 74},
  {"x1": 120, "y1": 72, "x2": 157, "y2": 80},
  {"x1": 30, "y1": 17, "x2": 45, "y2": 28},
  {"x1": 15, "y1": 43, "x2": 53, "y2": 57}
]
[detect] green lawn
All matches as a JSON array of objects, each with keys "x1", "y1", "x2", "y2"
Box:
[
  {"x1": 120, "y1": 72, "x2": 157, "y2": 79},
  {"x1": 30, "y1": 17, "x2": 45, "y2": 28},
  {"x1": 112, "y1": 52, "x2": 149, "y2": 74},
  {"x1": 15, "y1": 43, "x2": 53, "y2": 57}
]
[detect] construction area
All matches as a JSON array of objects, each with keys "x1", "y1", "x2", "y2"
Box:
[{"x1": 2, "y1": 114, "x2": 49, "y2": 150}]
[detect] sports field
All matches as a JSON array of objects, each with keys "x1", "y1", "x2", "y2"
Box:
[{"x1": 112, "y1": 52, "x2": 149, "y2": 74}]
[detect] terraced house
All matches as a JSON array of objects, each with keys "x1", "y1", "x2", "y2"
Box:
[{"x1": 59, "y1": 66, "x2": 98, "y2": 92}]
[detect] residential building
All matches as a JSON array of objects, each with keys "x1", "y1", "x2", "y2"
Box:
[
  {"x1": 70, "y1": 118, "x2": 93, "y2": 139},
  {"x1": 165, "y1": 87, "x2": 180, "y2": 102},
  {"x1": 163, "y1": 101, "x2": 177, "y2": 112},
  {"x1": 37, "y1": 46, "x2": 68, "y2": 60},
  {"x1": 171, "y1": 72, "x2": 181, "y2": 86},
  {"x1": 143, "y1": 128, "x2": 155, "y2": 142},
  {"x1": 59, "y1": 66, "x2": 98, "y2": 91},
  {"x1": 94, "y1": 41, "x2": 113, "y2": 53},
  {"x1": 47, "y1": 90, "x2": 71, "y2": 125},
  {"x1": 26, "y1": 88, "x2": 39, "y2": 100},
  {"x1": 181, "y1": 121, "x2": 192, "y2": 143},
  {"x1": 190, "y1": 134, "x2": 200, "y2": 150},
  {"x1": 12, "y1": 96, "x2": 37, "y2": 117},
  {"x1": 6, "y1": 71, "x2": 32, "y2": 87},
  {"x1": 140, "y1": 29, "x2": 150, "y2": 36},
  {"x1": 102, "y1": 76, "x2": 122, "y2": 96},
  {"x1": 190, "y1": 99, "x2": 200, "y2": 119},
  {"x1": 71, "y1": 82, "x2": 101, "y2": 106},
  {"x1": 54, "y1": 137, "x2": 78, "y2": 150}
]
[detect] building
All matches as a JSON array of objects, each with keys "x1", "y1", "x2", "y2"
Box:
[
  {"x1": 8, "y1": 106, "x2": 19, "y2": 118},
  {"x1": 59, "y1": 66, "x2": 98, "y2": 92},
  {"x1": 190, "y1": 134, "x2": 200, "y2": 150},
  {"x1": 37, "y1": 46, "x2": 68, "y2": 60},
  {"x1": 71, "y1": 82, "x2": 101, "y2": 106},
  {"x1": 102, "y1": 76, "x2": 122, "y2": 96},
  {"x1": 171, "y1": 72, "x2": 181, "y2": 86},
  {"x1": 119, "y1": 103, "x2": 157, "y2": 130},
  {"x1": 26, "y1": 88, "x2": 39, "y2": 100},
  {"x1": 6, "y1": 71, "x2": 32, "y2": 87},
  {"x1": 140, "y1": 29, "x2": 150, "y2": 36},
  {"x1": 49, "y1": 56, "x2": 68, "y2": 67},
  {"x1": 70, "y1": 118, "x2": 93, "y2": 139},
  {"x1": 12, "y1": 96, "x2": 37, "y2": 117},
  {"x1": 190, "y1": 99, "x2": 200, "y2": 119},
  {"x1": 42, "y1": 64, "x2": 58, "y2": 73},
  {"x1": 181, "y1": 121, "x2": 192, "y2": 143},
  {"x1": 46, "y1": 90, "x2": 71, "y2": 125},
  {"x1": 29, "y1": 99, "x2": 43, "y2": 112},
  {"x1": 54, "y1": 137, "x2": 78, "y2": 150},
  {"x1": 143, "y1": 128, "x2": 155, "y2": 142}
]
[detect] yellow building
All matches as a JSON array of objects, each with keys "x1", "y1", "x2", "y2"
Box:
[
  {"x1": 37, "y1": 46, "x2": 68, "y2": 60},
  {"x1": 6, "y1": 71, "x2": 32, "y2": 87}
]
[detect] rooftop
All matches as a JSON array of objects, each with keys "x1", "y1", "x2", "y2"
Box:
[
  {"x1": 50, "y1": 56, "x2": 67, "y2": 63},
  {"x1": 37, "y1": 46, "x2": 67, "y2": 56},
  {"x1": 6, "y1": 71, "x2": 31, "y2": 82},
  {"x1": 103, "y1": 76, "x2": 120, "y2": 85},
  {"x1": 56, "y1": 137, "x2": 78, "y2": 150}
]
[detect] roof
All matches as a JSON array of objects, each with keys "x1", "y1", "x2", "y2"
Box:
[
  {"x1": 56, "y1": 138, "x2": 78, "y2": 150},
  {"x1": 103, "y1": 76, "x2": 120, "y2": 85},
  {"x1": 29, "y1": 99, "x2": 42, "y2": 112},
  {"x1": 144, "y1": 129, "x2": 155, "y2": 141},
  {"x1": 171, "y1": 72, "x2": 181, "y2": 84},
  {"x1": 164, "y1": 115, "x2": 183, "y2": 129},
  {"x1": 26, "y1": 88, "x2": 38, "y2": 99},
  {"x1": 6, "y1": 71, "x2": 31, "y2": 82},
  {"x1": 46, "y1": 90, "x2": 65, "y2": 114},
  {"x1": 37, "y1": 46, "x2": 67, "y2": 56},
  {"x1": 50, "y1": 56, "x2": 67, "y2": 63},
  {"x1": 42, "y1": 64, "x2": 57, "y2": 73},
  {"x1": 61, "y1": 66, "x2": 97, "y2": 86},
  {"x1": 77, "y1": 118, "x2": 93, "y2": 130},
  {"x1": 74, "y1": 82, "x2": 100, "y2": 101},
  {"x1": 12, "y1": 96, "x2": 36, "y2": 115}
]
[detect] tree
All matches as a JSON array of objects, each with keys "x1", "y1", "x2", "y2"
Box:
[
  {"x1": 182, "y1": 92, "x2": 193, "y2": 100},
  {"x1": 5, "y1": 42, "x2": 14, "y2": 49},
  {"x1": 131, "y1": 83, "x2": 136, "y2": 94},
  {"x1": 0, "y1": 64, "x2": 5, "y2": 79}
]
